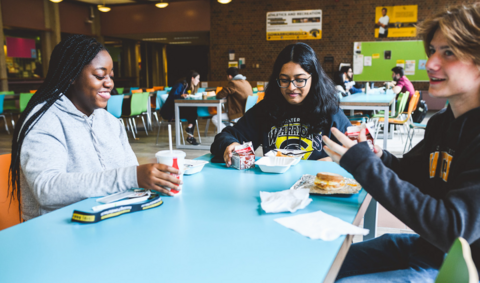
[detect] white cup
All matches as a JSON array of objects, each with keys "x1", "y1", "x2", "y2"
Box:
[{"x1": 155, "y1": 150, "x2": 186, "y2": 195}]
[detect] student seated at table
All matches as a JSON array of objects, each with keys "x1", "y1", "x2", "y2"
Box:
[
  {"x1": 213, "y1": 67, "x2": 253, "y2": 132},
  {"x1": 322, "y1": 4, "x2": 480, "y2": 281},
  {"x1": 160, "y1": 70, "x2": 201, "y2": 145},
  {"x1": 210, "y1": 42, "x2": 351, "y2": 163},
  {"x1": 9, "y1": 35, "x2": 181, "y2": 221},
  {"x1": 336, "y1": 66, "x2": 363, "y2": 94},
  {"x1": 386, "y1": 66, "x2": 415, "y2": 112}
]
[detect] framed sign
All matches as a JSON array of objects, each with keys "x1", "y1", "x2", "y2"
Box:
[{"x1": 267, "y1": 10, "x2": 322, "y2": 41}]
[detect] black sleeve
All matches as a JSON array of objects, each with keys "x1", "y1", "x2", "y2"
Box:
[
  {"x1": 340, "y1": 142, "x2": 480, "y2": 253},
  {"x1": 210, "y1": 103, "x2": 263, "y2": 163}
]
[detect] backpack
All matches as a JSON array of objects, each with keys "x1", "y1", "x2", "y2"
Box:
[{"x1": 412, "y1": 100, "x2": 428, "y2": 123}]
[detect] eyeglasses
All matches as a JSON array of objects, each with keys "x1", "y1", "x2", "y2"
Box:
[{"x1": 276, "y1": 76, "x2": 311, "y2": 88}]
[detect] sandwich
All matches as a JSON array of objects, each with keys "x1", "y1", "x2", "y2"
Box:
[{"x1": 314, "y1": 172, "x2": 345, "y2": 190}]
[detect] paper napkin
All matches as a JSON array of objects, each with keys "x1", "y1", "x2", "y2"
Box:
[
  {"x1": 274, "y1": 210, "x2": 369, "y2": 241},
  {"x1": 260, "y1": 189, "x2": 312, "y2": 213}
]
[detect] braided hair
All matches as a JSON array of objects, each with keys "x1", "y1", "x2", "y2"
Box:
[{"x1": 9, "y1": 35, "x2": 106, "y2": 213}]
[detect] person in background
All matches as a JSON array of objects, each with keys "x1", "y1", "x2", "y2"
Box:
[
  {"x1": 377, "y1": 7, "x2": 389, "y2": 38},
  {"x1": 213, "y1": 67, "x2": 253, "y2": 132},
  {"x1": 323, "y1": 3, "x2": 480, "y2": 281},
  {"x1": 9, "y1": 35, "x2": 181, "y2": 221},
  {"x1": 160, "y1": 70, "x2": 201, "y2": 145},
  {"x1": 337, "y1": 66, "x2": 362, "y2": 94},
  {"x1": 211, "y1": 42, "x2": 351, "y2": 163},
  {"x1": 388, "y1": 66, "x2": 415, "y2": 111}
]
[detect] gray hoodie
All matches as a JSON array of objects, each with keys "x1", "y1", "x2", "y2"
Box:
[{"x1": 20, "y1": 95, "x2": 139, "y2": 220}]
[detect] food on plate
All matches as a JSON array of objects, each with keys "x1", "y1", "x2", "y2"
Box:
[
  {"x1": 314, "y1": 172, "x2": 346, "y2": 190},
  {"x1": 275, "y1": 151, "x2": 294, "y2": 158}
]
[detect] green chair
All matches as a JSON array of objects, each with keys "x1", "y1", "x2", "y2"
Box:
[
  {"x1": 116, "y1": 87, "x2": 124, "y2": 94},
  {"x1": 2, "y1": 91, "x2": 17, "y2": 112},
  {"x1": 19, "y1": 93, "x2": 35, "y2": 113},
  {"x1": 122, "y1": 93, "x2": 149, "y2": 139},
  {"x1": 435, "y1": 237, "x2": 478, "y2": 283},
  {"x1": 372, "y1": 92, "x2": 409, "y2": 119}
]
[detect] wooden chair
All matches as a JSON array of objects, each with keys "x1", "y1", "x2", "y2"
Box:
[
  {"x1": 435, "y1": 237, "x2": 478, "y2": 283},
  {"x1": 0, "y1": 154, "x2": 22, "y2": 231}
]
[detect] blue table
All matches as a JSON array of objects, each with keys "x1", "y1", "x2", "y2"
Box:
[
  {"x1": 340, "y1": 92, "x2": 396, "y2": 150},
  {"x1": 0, "y1": 155, "x2": 370, "y2": 283}
]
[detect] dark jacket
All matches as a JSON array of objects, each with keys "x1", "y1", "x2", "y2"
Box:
[
  {"x1": 160, "y1": 82, "x2": 188, "y2": 121},
  {"x1": 340, "y1": 105, "x2": 480, "y2": 270},
  {"x1": 216, "y1": 76, "x2": 253, "y2": 120},
  {"x1": 210, "y1": 100, "x2": 351, "y2": 161}
]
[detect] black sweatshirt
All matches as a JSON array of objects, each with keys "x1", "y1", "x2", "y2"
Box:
[
  {"x1": 210, "y1": 100, "x2": 351, "y2": 162},
  {"x1": 340, "y1": 105, "x2": 480, "y2": 269}
]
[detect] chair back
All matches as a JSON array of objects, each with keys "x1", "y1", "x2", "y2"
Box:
[
  {"x1": 392, "y1": 92, "x2": 406, "y2": 117},
  {"x1": 0, "y1": 91, "x2": 14, "y2": 95},
  {"x1": 215, "y1": 87, "x2": 223, "y2": 94},
  {"x1": 197, "y1": 88, "x2": 206, "y2": 93},
  {"x1": 0, "y1": 95, "x2": 4, "y2": 115},
  {"x1": 131, "y1": 89, "x2": 142, "y2": 94},
  {"x1": 157, "y1": 90, "x2": 167, "y2": 95},
  {"x1": 252, "y1": 87, "x2": 258, "y2": 93},
  {"x1": 411, "y1": 91, "x2": 420, "y2": 112},
  {"x1": 153, "y1": 86, "x2": 164, "y2": 91},
  {"x1": 0, "y1": 154, "x2": 22, "y2": 231},
  {"x1": 115, "y1": 87, "x2": 124, "y2": 94},
  {"x1": 160, "y1": 94, "x2": 169, "y2": 105},
  {"x1": 197, "y1": 107, "x2": 211, "y2": 118},
  {"x1": 130, "y1": 87, "x2": 140, "y2": 91},
  {"x1": 257, "y1": 86, "x2": 264, "y2": 91},
  {"x1": 245, "y1": 95, "x2": 258, "y2": 113},
  {"x1": 130, "y1": 93, "x2": 144, "y2": 116},
  {"x1": 142, "y1": 92, "x2": 150, "y2": 113},
  {"x1": 106, "y1": 94, "x2": 124, "y2": 118},
  {"x1": 146, "y1": 88, "x2": 155, "y2": 92},
  {"x1": 435, "y1": 237, "x2": 479, "y2": 283},
  {"x1": 19, "y1": 93, "x2": 35, "y2": 113},
  {"x1": 165, "y1": 87, "x2": 172, "y2": 92},
  {"x1": 29, "y1": 90, "x2": 36, "y2": 94},
  {"x1": 155, "y1": 91, "x2": 167, "y2": 110},
  {"x1": 256, "y1": 92, "x2": 265, "y2": 103},
  {"x1": 406, "y1": 91, "x2": 420, "y2": 118}
]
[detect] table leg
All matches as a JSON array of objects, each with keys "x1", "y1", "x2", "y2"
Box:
[
  {"x1": 363, "y1": 196, "x2": 378, "y2": 240},
  {"x1": 383, "y1": 106, "x2": 389, "y2": 149},
  {"x1": 175, "y1": 104, "x2": 180, "y2": 148},
  {"x1": 217, "y1": 103, "x2": 222, "y2": 134}
]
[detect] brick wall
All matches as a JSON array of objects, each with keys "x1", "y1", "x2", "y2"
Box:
[{"x1": 209, "y1": 0, "x2": 474, "y2": 91}]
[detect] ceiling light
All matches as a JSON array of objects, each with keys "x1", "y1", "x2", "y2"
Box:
[
  {"x1": 218, "y1": 0, "x2": 232, "y2": 4},
  {"x1": 156, "y1": 1, "x2": 169, "y2": 8},
  {"x1": 50, "y1": 0, "x2": 63, "y2": 3},
  {"x1": 97, "y1": 5, "x2": 111, "y2": 12}
]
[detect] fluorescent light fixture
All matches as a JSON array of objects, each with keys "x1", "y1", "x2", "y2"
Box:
[
  {"x1": 143, "y1": 38, "x2": 168, "y2": 41},
  {"x1": 169, "y1": 41, "x2": 192, "y2": 44},
  {"x1": 97, "y1": 5, "x2": 111, "y2": 12},
  {"x1": 156, "y1": 2, "x2": 169, "y2": 8},
  {"x1": 218, "y1": 0, "x2": 232, "y2": 4},
  {"x1": 50, "y1": 0, "x2": 63, "y2": 3}
]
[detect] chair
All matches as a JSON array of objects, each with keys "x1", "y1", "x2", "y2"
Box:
[
  {"x1": 130, "y1": 87, "x2": 140, "y2": 91},
  {"x1": 371, "y1": 91, "x2": 409, "y2": 120},
  {"x1": 115, "y1": 87, "x2": 124, "y2": 94},
  {"x1": 435, "y1": 237, "x2": 478, "y2": 283},
  {"x1": 0, "y1": 95, "x2": 9, "y2": 134},
  {"x1": 165, "y1": 87, "x2": 172, "y2": 92},
  {"x1": 375, "y1": 91, "x2": 419, "y2": 143},
  {"x1": 252, "y1": 87, "x2": 258, "y2": 94},
  {"x1": 153, "y1": 86, "x2": 164, "y2": 91},
  {"x1": 245, "y1": 95, "x2": 258, "y2": 113},
  {"x1": 151, "y1": 91, "x2": 168, "y2": 126},
  {"x1": 0, "y1": 154, "x2": 22, "y2": 231},
  {"x1": 257, "y1": 85, "x2": 264, "y2": 91},
  {"x1": 19, "y1": 93, "x2": 35, "y2": 113},
  {"x1": 257, "y1": 92, "x2": 265, "y2": 103},
  {"x1": 146, "y1": 88, "x2": 154, "y2": 92},
  {"x1": 131, "y1": 89, "x2": 142, "y2": 94},
  {"x1": 122, "y1": 93, "x2": 149, "y2": 139},
  {"x1": 197, "y1": 88, "x2": 206, "y2": 93},
  {"x1": 215, "y1": 87, "x2": 223, "y2": 94},
  {"x1": 106, "y1": 94, "x2": 124, "y2": 119},
  {"x1": 29, "y1": 90, "x2": 36, "y2": 94}
]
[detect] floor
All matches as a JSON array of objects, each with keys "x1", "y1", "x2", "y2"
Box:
[{"x1": 0, "y1": 110, "x2": 433, "y2": 242}]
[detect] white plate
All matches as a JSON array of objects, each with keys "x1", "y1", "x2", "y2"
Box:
[
  {"x1": 183, "y1": 159, "x2": 209, "y2": 175},
  {"x1": 264, "y1": 149, "x2": 305, "y2": 165},
  {"x1": 255, "y1": 157, "x2": 296, "y2": 174}
]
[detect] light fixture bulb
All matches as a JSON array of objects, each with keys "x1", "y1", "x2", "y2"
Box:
[
  {"x1": 50, "y1": 0, "x2": 63, "y2": 3},
  {"x1": 155, "y1": 2, "x2": 169, "y2": 8},
  {"x1": 97, "y1": 5, "x2": 111, "y2": 12},
  {"x1": 218, "y1": 0, "x2": 232, "y2": 3}
]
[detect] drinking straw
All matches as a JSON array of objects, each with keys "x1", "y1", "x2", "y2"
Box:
[{"x1": 168, "y1": 124, "x2": 173, "y2": 153}]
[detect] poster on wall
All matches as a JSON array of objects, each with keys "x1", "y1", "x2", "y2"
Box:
[
  {"x1": 266, "y1": 10, "x2": 322, "y2": 41},
  {"x1": 375, "y1": 5, "x2": 417, "y2": 38},
  {"x1": 228, "y1": 61, "x2": 238, "y2": 68},
  {"x1": 353, "y1": 54, "x2": 364, "y2": 75},
  {"x1": 405, "y1": 60, "x2": 416, "y2": 75}
]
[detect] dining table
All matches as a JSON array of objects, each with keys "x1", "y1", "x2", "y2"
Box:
[{"x1": 0, "y1": 154, "x2": 373, "y2": 283}]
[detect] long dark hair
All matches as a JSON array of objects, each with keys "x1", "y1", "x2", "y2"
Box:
[
  {"x1": 175, "y1": 70, "x2": 199, "y2": 94},
  {"x1": 260, "y1": 42, "x2": 339, "y2": 135},
  {"x1": 9, "y1": 35, "x2": 106, "y2": 213}
]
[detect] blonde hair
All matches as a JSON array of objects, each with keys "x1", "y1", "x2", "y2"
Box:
[{"x1": 418, "y1": 3, "x2": 480, "y2": 66}]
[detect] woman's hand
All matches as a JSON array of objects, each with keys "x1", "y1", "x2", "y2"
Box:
[
  {"x1": 224, "y1": 142, "x2": 241, "y2": 167},
  {"x1": 318, "y1": 157, "x2": 333, "y2": 162},
  {"x1": 137, "y1": 164, "x2": 182, "y2": 196},
  {"x1": 322, "y1": 128, "x2": 382, "y2": 164},
  {"x1": 181, "y1": 93, "x2": 188, "y2": 98}
]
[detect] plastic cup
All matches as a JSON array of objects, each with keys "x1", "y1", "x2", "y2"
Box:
[
  {"x1": 202, "y1": 92, "x2": 207, "y2": 100},
  {"x1": 155, "y1": 150, "x2": 186, "y2": 195}
]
